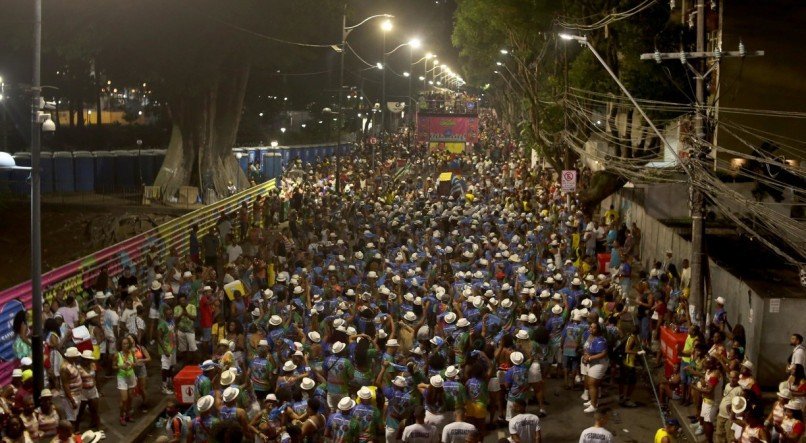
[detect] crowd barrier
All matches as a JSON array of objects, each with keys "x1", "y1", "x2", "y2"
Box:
[
  {"x1": 0, "y1": 142, "x2": 352, "y2": 381},
  {"x1": 2, "y1": 143, "x2": 350, "y2": 195}
]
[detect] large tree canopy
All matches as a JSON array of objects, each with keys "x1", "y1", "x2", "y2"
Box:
[
  {"x1": 453, "y1": 0, "x2": 688, "y2": 212},
  {"x1": 5, "y1": 0, "x2": 339, "y2": 198}
]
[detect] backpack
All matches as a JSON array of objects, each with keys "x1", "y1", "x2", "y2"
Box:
[{"x1": 166, "y1": 414, "x2": 192, "y2": 440}]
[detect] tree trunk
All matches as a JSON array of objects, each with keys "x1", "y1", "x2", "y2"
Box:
[
  {"x1": 578, "y1": 170, "x2": 627, "y2": 215},
  {"x1": 153, "y1": 65, "x2": 251, "y2": 200}
]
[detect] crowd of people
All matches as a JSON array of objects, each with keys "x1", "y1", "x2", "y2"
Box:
[
  {"x1": 6, "y1": 113, "x2": 804, "y2": 443},
  {"x1": 418, "y1": 92, "x2": 478, "y2": 115}
]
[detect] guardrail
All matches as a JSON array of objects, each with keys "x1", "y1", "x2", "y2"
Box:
[{"x1": 0, "y1": 141, "x2": 354, "y2": 381}]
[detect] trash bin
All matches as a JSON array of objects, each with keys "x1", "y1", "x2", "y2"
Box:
[{"x1": 40, "y1": 151, "x2": 54, "y2": 194}]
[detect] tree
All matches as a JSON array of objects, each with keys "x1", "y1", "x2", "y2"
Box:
[
  {"x1": 13, "y1": 0, "x2": 338, "y2": 199},
  {"x1": 453, "y1": 0, "x2": 688, "y2": 213}
]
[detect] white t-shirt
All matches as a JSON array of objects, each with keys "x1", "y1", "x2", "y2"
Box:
[
  {"x1": 401, "y1": 423, "x2": 438, "y2": 443},
  {"x1": 579, "y1": 426, "x2": 614, "y2": 443},
  {"x1": 509, "y1": 413, "x2": 541, "y2": 443},
  {"x1": 102, "y1": 309, "x2": 120, "y2": 340},
  {"x1": 442, "y1": 421, "x2": 476, "y2": 443},
  {"x1": 226, "y1": 244, "x2": 243, "y2": 264}
]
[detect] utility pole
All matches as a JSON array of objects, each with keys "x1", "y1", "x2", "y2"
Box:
[
  {"x1": 640, "y1": 0, "x2": 763, "y2": 326},
  {"x1": 31, "y1": 0, "x2": 45, "y2": 403},
  {"x1": 336, "y1": 6, "x2": 346, "y2": 194}
]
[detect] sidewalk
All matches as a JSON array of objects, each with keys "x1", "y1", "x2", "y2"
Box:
[{"x1": 71, "y1": 358, "x2": 171, "y2": 443}]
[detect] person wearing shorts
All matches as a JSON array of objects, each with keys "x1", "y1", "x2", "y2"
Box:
[
  {"x1": 696, "y1": 358, "x2": 722, "y2": 441},
  {"x1": 581, "y1": 322, "x2": 609, "y2": 413},
  {"x1": 174, "y1": 294, "x2": 198, "y2": 363},
  {"x1": 114, "y1": 336, "x2": 137, "y2": 426},
  {"x1": 158, "y1": 308, "x2": 178, "y2": 395}
]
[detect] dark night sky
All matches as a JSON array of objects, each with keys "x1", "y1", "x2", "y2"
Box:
[{"x1": 716, "y1": 0, "x2": 806, "y2": 158}]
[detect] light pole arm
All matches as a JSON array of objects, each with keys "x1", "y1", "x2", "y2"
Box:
[{"x1": 345, "y1": 14, "x2": 393, "y2": 31}]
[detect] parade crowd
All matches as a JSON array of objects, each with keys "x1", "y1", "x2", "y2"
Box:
[{"x1": 6, "y1": 114, "x2": 805, "y2": 443}]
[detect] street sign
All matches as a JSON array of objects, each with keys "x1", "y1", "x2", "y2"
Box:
[
  {"x1": 369, "y1": 137, "x2": 378, "y2": 145},
  {"x1": 561, "y1": 169, "x2": 577, "y2": 193}
]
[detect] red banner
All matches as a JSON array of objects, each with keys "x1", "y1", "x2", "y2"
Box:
[{"x1": 416, "y1": 115, "x2": 479, "y2": 144}]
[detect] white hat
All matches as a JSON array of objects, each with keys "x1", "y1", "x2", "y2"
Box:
[
  {"x1": 269, "y1": 315, "x2": 282, "y2": 326},
  {"x1": 93, "y1": 291, "x2": 108, "y2": 299},
  {"x1": 220, "y1": 369, "x2": 236, "y2": 386},
  {"x1": 308, "y1": 331, "x2": 321, "y2": 343},
  {"x1": 300, "y1": 377, "x2": 316, "y2": 391},
  {"x1": 197, "y1": 395, "x2": 215, "y2": 413},
  {"x1": 515, "y1": 329, "x2": 530, "y2": 340},
  {"x1": 86, "y1": 310, "x2": 98, "y2": 320},
  {"x1": 258, "y1": 339, "x2": 269, "y2": 348},
  {"x1": 367, "y1": 271, "x2": 378, "y2": 279},
  {"x1": 183, "y1": 271, "x2": 192, "y2": 278},
  {"x1": 510, "y1": 351, "x2": 525, "y2": 365},
  {"x1": 528, "y1": 313, "x2": 538, "y2": 324},
  {"x1": 545, "y1": 277, "x2": 555, "y2": 284},
  {"x1": 731, "y1": 396, "x2": 747, "y2": 414},
  {"x1": 716, "y1": 296, "x2": 726, "y2": 305},
  {"x1": 163, "y1": 292, "x2": 175, "y2": 300},
  {"x1": 202, "y1": 285, "x2": 212, "y2": 292},
  {"x1": 393, "y1": 376, "x2": 407, "y2": 387},
  {"x1": 404, "y1": 311, "x2": 417, "y2": 322},
  {"x1": 293, "y1": 286, "x2": 304, "y2": 294},
  {"x1": 40, "y1": 388, "x2": 53, "y2": 397},
  {"x1": 81, "y1": 350, "x2": 96, "y2": 360},
  {"x1": 127, "y1": 285, "x2": 138, "y2": 293},
  {"x1": 222, "y1": 386, "x2": 240, "y2": 403},
  {"x1": 150, "y1": 280, "x2": 162, "y2": 290},
  {"x1": 552, "y1": 293, "x2": 562, "y2": 301},
  {"x1": 358, "y1": 386, "x2": 373, "y2": 400},
  {"x1": 283, "y1": 361, "x2": 297, "y2": 372},
  {"x1": 552, "y1": 304, "x2": 563, "y2": 315},
  {"x1": 80, "y1": 431, "x2": 104, "y2": 443},
  {"x1": 65, "y1": 347, "x2": 81, "y2": 358},
  {"x1": 554, "y1": 273, "x2": 563, "y2": 281},
  {"x1": 581, "y1": 298, "x2": 593, "y2": 308},
  {"x1": 456, "y1": 318, "x2": 470, "y2": 328},
  {"x1": 472, "y1": 297, "x2": 484, "y2": 308},
  {"x1": 571, "y1": 278, "x2": 582, "y2": 286},
  {"x1": 265, "y1": 393, "x2": 278, "y2": 402},
  {"x1": 332, "y1": 341, "x2": 346, "y2": 354},
  {"x1": 585, "y1": 274, "x2": 595, "y2": 282},
  {"x1": 589, "y1": 285, "x2": 600, "y2": 294},
  {"x1": 501, "y1": 283, "x2": 511, "y2": 291},
  {"x1": 252, "y1": 308, "x2": 261, "y2": 317},
  {"x1": 386, "y1": 339, "x2": 400, "y2": 347},
  {"x1": 501, "y1": 299, "x2": 513, "y2": 308},
  {"x1": 430, "y1": 375, "x2": 444, "y2": 388},
  {"x1": 338, "y1": 397, "x2": 356, "y2": 411},
  {"x1": 784, "y1": 399, "x2": 803, "y2": 411},
  {"x1": 444, "y1": 312, "x2": 457, "y2": 324},
  {"x1": 741, "y1": 360, "x2": 754, "y2": 371},
  {"x1": 12, "y1": 369, "x2": 22, "y2": 378},
  {"x1": 445, "y1": 366, "x2": 459, "y2": 378},
  {"x1": 777, "y1": 388, "x2": 792, "y2": 399}
]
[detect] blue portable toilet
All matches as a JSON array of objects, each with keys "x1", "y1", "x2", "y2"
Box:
[
  {"x1": 113, "y1": 150, "x2": 138, "y2": 191},
  {"x1": 73, "y1": 151, "x2": 94, "y2": 192},
  {"x1": 10, "y1": 153, "x2": 31, "y2": 195},
  {"x1": 246, "y1": 147, "x2": 258, "y2": 164},
  {"x1": 278, "y1": 146, "x2": 290, "y2": 168},
  {"x1": 94, "y1": 151, "x2": 116, "y2": 193},
  {"x1": 40, "y1": 152, "x2": 54, "y2": 194},
  {"x1": 53, "y1": 151, "x2": 75, "y2": 193},
  {"x1": 139, "y1": 149, "x2": 159, "y2": 185},
  {"x1": 260, "y1": 153, "x2": 273, "y2": 181}
]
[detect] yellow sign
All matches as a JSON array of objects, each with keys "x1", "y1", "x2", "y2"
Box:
[{"x1": 429, "y1": 142, "x2": 466, "y2": 154}]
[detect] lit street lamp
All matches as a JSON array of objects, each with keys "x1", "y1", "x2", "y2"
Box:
[{"x1": 336, "y1": 10, "x2": 393, "y2": 193}]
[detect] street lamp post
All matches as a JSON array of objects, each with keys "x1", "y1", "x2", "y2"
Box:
[
  {"x1": 380, "y1": 19, "x2": 392, "y2": 163},
  {"x1": 336, "y1": 10, "x2": 393, "y2": 194},
  {"x1": 31, "y1": 0, "x2": 45, "y2": 403}
]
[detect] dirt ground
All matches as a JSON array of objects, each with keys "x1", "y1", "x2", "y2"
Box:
[{"x1": 0, "y1": 198, "x2": 183, "y2": 291}]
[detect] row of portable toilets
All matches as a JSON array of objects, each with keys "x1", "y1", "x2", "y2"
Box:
[{"x1": 1, "y1": 143, "x2": 349, "y2": 195}]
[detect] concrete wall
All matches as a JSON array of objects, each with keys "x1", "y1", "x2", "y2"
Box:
[{"x1": 602, "y1": 190, "x2": 806, "y2": 387}]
